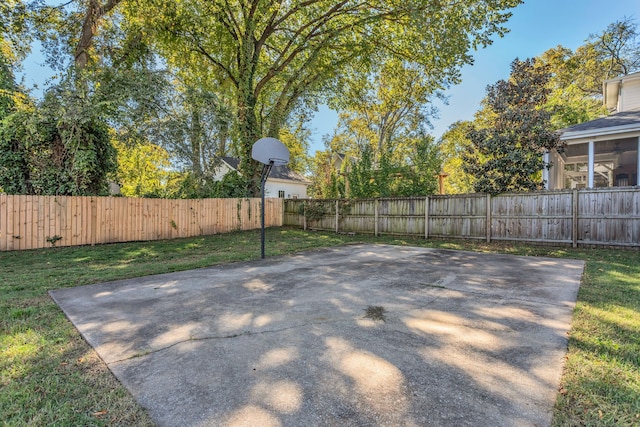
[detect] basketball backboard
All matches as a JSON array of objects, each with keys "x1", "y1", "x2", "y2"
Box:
[{"x1": 251, "y1": 137, "x2": 290, "y2": 165}]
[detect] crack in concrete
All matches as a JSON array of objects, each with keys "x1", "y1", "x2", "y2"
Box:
[{"x1": 107, "y1": 317, "x2": 351, "y2": 365}]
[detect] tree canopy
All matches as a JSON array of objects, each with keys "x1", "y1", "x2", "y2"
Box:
[
  {"x1": 3, "y1": 0, "x2": 542, "y2": 197},
  {"x1": 127, "y1": 0, "x2": 520, "y2": 195},
  {"x1": 311, "y1": 60, "x2": 443, "y2": 198}
]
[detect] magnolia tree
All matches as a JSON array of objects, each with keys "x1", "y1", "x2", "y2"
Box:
[{"x1": 463, "y1": 58, "x2": 562, "y2": 194}]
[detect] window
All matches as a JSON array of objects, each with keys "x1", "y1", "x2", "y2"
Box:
[{"x1": 278, "y1": 190, "x2": 285, "y2": 198}]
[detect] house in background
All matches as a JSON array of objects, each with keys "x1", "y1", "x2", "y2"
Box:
[
  {"x1": 213, "y1": 156, "x2": 311, "y2": 198},
  {"x1": 545, "y1": 70, "x2": 640, "y2": 189}
]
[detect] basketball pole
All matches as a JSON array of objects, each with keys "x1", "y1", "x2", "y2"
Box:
[{"x1": 260, "y1": 160, "x2": 274, "y2": 259}]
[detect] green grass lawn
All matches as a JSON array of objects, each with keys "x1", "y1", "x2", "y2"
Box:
[{"x1": 1, "y1": 228, "x2": 638, "y2": 426}]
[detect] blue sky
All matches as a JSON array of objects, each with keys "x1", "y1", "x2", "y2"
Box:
[
  {"x1": 308, "y1": 0, "x2": 640, "y2": 153},
  {"x1": 19, "y1": 0, "x2": 640, "y2": 154}
]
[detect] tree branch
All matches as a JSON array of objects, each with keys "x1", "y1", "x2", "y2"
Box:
[{"x1": 193, "y1": 42, "x2": 239, "y2": 88}]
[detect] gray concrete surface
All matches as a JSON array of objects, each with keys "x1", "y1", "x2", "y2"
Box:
[{"x1": 49, "y1": 244, "x2": 584, "y2": 427}]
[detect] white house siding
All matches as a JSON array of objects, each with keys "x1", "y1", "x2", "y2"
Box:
[
  {"x1": 212, "y1": 157, "x2": 310, "y2": 197},
  {"x1": 212, "y1": 162, "x2": 235, "y2": 181},
  {"x1": 265, "y1": 179, "x2": 308, "y2": 199},
  {"x1": 620, "y1": 78, "x2": 640, "y2": 112},
  {"x1": 604, "y1": 71, "x2": 640, "y2": 113}
]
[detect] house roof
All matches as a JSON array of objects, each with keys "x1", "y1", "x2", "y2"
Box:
[
  {"x1": 603, "y1": 69, "x2": 640, "y2": 85},
  {"x1": 559, "y1": 109, "x2": 640, "y2": 143},
  {"x1": 220, "y1": 156, "x2": 311, "y2": 184}
]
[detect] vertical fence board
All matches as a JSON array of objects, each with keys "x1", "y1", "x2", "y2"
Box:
[
  {"x1": 47, "y1": 197, "x2": 55, "y2": 246},
  {"x1": 7, "y1": 195, "x2": 15, "y2": 251},
  {"x1": 74, "y1": 197, "x2": 81, "y2": 246},
  {"x1": 16, "y1": 195, "x2": 25, "y2": 250},
  {"x1": 24, "y1": 196, "x2": 34, "y2": 249},
  {"x1": 0, "y1": 195, "x2": 7, "y2": 251},
  {"x1": 0, "y1": 194, "x2": 7, "y2": 251}
]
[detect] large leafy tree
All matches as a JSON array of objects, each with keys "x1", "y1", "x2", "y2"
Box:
[
  {"x1": 572, "y1": 17, "x2": 640, "y2": 96},
  {"x1": 538, "y1": 18, "x2": 640, "y2": 129},
  {"x1": 463, "y1": 58, "x2": 562, "y2": 195},
  {"x1": 113, "y1": 135, "x2": 170, "y2": 197},
  {"x1": 131, "y1": 0, "x2": 521, "y2": 195},
  {"x1": 316, "y1": 59, "x2": 442, "y2": 198},
  {"x1": 0, "y1": 74, "x2": 117, "y2": 195},
  {"x1": 0, "y1": 49, "x2": 16, "y2": 121},
  {"x1": 0, "y1": 0, "x2": 169, "y2": 196},
  {"x1": 331, "y1": 59, "x2": 440, "y2": 161},
  {"x1": 438, "y1": 120, "x2": 476, "y2": 194},
  {"x1": 32, "y1": 1, "x2": 245, "y2": 198}
]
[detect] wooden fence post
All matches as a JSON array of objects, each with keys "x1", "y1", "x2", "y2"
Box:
[
  {"x1": 303, "y1": 201, "x2": 307, "y2": 231},
  {"x1": 335, "y1": 200, "x2": 339, "y2": 233},
  {"x1": 374, "y1": 199, "x2": 379, "y2": 237},
  {"x1": 572, "y1": 189, "x2": 578, "y2": 248},
  {"x1": 280, "y1": 198, "x2": 284, "y2": 228},
  {"x1": 90, "y1": 197, "x2": 97, "y2": 246},
  {"x1": 424, "y1": 196, "x2": 429, "y2": 240},
  {"x1": 486, "y1": 193, "x2": 491, "y2": 243}
]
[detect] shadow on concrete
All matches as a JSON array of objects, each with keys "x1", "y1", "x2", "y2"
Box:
[{"x1": 50, "y1": 244, "x2": 584, "y2": 426}]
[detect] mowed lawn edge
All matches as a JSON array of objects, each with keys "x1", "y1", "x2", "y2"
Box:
[{"x1": 1, "y1": 228, "x2": 638, "y2": 426}]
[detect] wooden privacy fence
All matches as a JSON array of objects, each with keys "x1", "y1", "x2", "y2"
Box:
[
  {"x1": 0, "y1": 195, "x2": 283, "y2": 251},
  {"x1": 284, "y1": 187, "x2": 640, "y2": 247}
]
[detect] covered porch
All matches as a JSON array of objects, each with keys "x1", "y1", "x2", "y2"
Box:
[{"x1": 545, "y1": 110, "x2": 640, "y2": 190}]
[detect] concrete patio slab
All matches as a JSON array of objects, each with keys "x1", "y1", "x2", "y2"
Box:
[{"x1": 50, "y1": 244, "x2": 584, "y2": 427}]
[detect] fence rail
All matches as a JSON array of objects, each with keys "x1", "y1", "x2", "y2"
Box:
[
  {"x1": 0, "y1": 195, "x2": 283, "y2": 251},
  {"x1": 284, "y1": 188, "x2": 640, "y2": 247}
]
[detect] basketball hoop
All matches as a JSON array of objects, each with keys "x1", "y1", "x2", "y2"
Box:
[{"x1": 251, "y1": 138, "x2": 290, "y2": 258}]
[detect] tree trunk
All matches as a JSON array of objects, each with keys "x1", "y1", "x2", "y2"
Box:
[
  {"x1": 189, "y1": 108, "x2": 203, "y2": 179},
  {"x1": 74, "y1": 0, "x2": 121, "y2": 69},
  {"x1": 237, "y1": 92, "x2": 262, "y2": 197}
]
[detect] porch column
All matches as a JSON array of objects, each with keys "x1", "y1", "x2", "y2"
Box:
[
  {"x1": 588, "y1": 140, "x2": 595, "y2": 188},
  {"x1": 542, "y1": 151, "x2": 550, "y2": 190},
  {"x1": 637, "y1": 136, "x2": 640, "y2": 186}
]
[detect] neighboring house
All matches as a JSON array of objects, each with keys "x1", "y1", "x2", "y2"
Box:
[
  {"x1": 214, "y1": 156, "x2": 311, "y2": 199},
  {"x1": 332, "y1": 152, "x2": 347, "y2": 171},
  {"x1": 545, "y1": 71, "x2": 640, "y2": 189}
]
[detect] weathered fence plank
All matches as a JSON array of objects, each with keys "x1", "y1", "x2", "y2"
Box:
[{"x1": 284, "y1": 188, "x2": 640, "y2": 247}]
